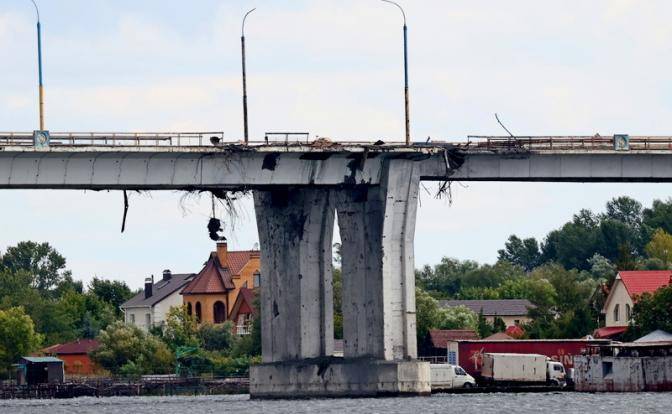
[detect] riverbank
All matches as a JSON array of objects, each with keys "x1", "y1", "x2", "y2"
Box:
[{"x1": 0, "y1": 377, "x2": 248, "y2": 399}]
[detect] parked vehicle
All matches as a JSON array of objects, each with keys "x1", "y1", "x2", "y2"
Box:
[
  {"x1": 445, "y1": 339, "x2": 609, "y2": 378},
  {"x1": 481, "y1": 353, "x2": 566, "y2": 387},
  {"x1": 430, "y1": 364, "x2": 477, "y2": 390}
]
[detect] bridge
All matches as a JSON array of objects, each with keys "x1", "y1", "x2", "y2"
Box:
[{"x1": 3, "y1": 131, "x2": 672, "y2": 398}]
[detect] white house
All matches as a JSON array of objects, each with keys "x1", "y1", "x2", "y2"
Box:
[
  {"x1": 596, "y1": 270, "x2": 672, "y2": 338},
  {"x1": 121, "y1": 270, "x2": 194, "y2": 331}
]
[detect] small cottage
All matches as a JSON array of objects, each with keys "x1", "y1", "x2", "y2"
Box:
[
  {"x1": 42, "y1": 339, "x2": 100, "y2": 375},
  {"x1": 16, "y1": 357, "x2": 64, "y2": 385}
]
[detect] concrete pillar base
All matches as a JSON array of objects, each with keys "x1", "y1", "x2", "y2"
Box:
[{"x1": 250, "y1": 358, "x2": 431, "y2": 399}]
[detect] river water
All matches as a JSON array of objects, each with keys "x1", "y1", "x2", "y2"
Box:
[{"x1": 1, "y1": 393, "x2": 671, "y2": 414}]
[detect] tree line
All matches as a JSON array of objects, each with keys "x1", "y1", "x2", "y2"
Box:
[
  {"x1": 415, "y1": 196, "x2": 672, "y2": 343},
  {"x1": 0, "y1": 241, "x2": 261, "y2": 378}
]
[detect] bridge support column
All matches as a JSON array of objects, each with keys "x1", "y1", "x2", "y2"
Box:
[
  {"x1": 250, "y1": 160, "x2": 429, "y2": 399},
  {"x1": 252, "y1": 188, "x2": 335, "y2": 363}
]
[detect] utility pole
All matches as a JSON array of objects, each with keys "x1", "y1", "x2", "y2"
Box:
[
  {"x1": 30, "y1": 0, "x2": 45, "y2": 131},
  {"x1": 241, "y1": 8, "x2": 256, "y2": 144},
  {"x1": 381, "y1": 0, "x2": 410, "y2": 145}
]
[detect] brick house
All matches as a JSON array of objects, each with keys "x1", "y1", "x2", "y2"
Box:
[
  {"x1": 42, "y1": 339, "x2": 100, "y2": 376},
  {"x1": 181, "y1": 242, "x2": 260, "y2": 324}
]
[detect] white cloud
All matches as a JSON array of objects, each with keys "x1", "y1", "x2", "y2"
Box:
[{"x1": 4, "y1": 1, "x2": 672, "y2": 285}]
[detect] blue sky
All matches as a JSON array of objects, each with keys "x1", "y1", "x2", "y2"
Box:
[{"x1": 3, "y1": 0, "x2": 672, "y2": 289}]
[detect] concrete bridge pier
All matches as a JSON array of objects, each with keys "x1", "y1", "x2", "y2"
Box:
[{"x1": 250, "y1": 160, "x2": 430, "y2": 399}]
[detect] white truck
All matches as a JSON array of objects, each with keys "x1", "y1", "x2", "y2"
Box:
[
  {"x1": 481, "y1": 353, "x2": 566, "y2": 387},
  {"x1": 430, "y1": 364, "x2": 477, "y2": 390}
]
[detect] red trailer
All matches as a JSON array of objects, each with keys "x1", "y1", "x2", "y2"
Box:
[{"x1": 447, "y1": 339, "x2": 610, "y2": 378}]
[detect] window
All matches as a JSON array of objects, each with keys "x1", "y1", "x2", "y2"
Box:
[
  {"x1": 602, "y1": 361, "x2": 613, "y2": 377},
  {"x1": 187, "y1": 302, "x2": 192, "y2": 316},
  {"x1": 613, "y1": 304, "x2": 620, "y2": 322},
  {"x1": 243, "y1": 281, "x2": 248, "y2": 288},
  {"x1": 145, "y1": 313, "x2": 151, "y2": 328},
  {"x1": 626, "y1": 304, "x2": 632, "y2": 321},
  {"x1": 214, "y1": 301, "x2": 226, "y2": 324},
  {"x1": 514, "y1": 320, "x2": 520, "y2": 325},
  {"x1": 130, "y1": 314, "x2": 135, "y2": 324},
  {"x1": 454, "y1": 367, "x2": 466, "y2": 376},
  {"x1": 253, "y1": 271, "x2": 261, "y2": 288},
  {"x1": 195, "y1": 302, "x2": 202, "y2": 322}
]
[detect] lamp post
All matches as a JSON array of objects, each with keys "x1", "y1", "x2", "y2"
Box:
[
  {"x1": 241, "y1": 8, "x2": 256, "y2": 144},
  {"x1": 381, "y1": 0, "x2": 409, "y2": 145},
  {"x1": 30, "y1": 0, "x2": 45, "y2": 131}
]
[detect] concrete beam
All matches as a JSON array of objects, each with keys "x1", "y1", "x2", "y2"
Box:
[
  {"x1": 6, "y1": 149, "x2": 672, "y2": 189},
  {"x1": 254, "y1": 188, "x2": 334, "y2": 362},
  {"x1": 335, "y1": 159, "x2": 420, "y2": 360}
]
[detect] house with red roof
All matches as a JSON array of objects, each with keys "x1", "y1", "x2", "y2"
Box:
[
  {"x1": 181, "y1": 242, "x2": 260, "y2": 325},
  {"x1": 596, "y1": 270, "x2": 672, "y2": 338},
  {"x1": 42, "y1": 339, "x2": 100, "y2": 376}
]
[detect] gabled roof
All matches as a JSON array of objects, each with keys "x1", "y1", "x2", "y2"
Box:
[
  {"x1": 635, "y1": 330, "x2": 672, "y2": 343},
  {"x1": 21, "y1": 357, "x2": 63, "y2": 363},
  {"x1": 593, "y1": 326, "x2": 627, "y2": 339},
  {"x1": 227, "y1": 251, "x2": 259, "y2": 276},
  {"x1": 181, "y1": 253, "x2": 235, "y2": 295},
  {"x1": 122, "y1": 273, "x2": 194, "y2": 308},
  {"x1": 43, "y1": 339, "x2": 99, "y2": 355},
  {"x1": 438, "y1": 299, "x2": 535, "y2": 316},
  {"x1": 618, "y1": 271, "x2": 672, "y2": 298},
  {"x1": 229, "y1": 288, "x2": 258, "y2": 320},
  {"x1": 428, "y1": 330, "x2": 479, "y2": 348},
  {"x1": 484, "y1": 332, "x2": 514, "y2": 341}
]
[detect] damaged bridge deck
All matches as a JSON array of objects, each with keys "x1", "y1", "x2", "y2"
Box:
[{"x1": 3, "y1": 134, "x2": 672, "y2": 189}]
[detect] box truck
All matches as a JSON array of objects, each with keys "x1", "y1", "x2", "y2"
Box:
[{"x1": 481, "y1": 353, "x2": 566, "y2": 386}]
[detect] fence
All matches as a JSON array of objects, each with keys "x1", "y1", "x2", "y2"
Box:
[{"x1": 467, "y1": 135, "x2": 672, "y2": 152}]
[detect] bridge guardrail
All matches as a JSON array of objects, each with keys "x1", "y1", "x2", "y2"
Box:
[
  {"x1": 468, "y1": 135, "x2": 672, "y2": 152},
  {"x1": 0, "y1": 132, "x2": 226, "y2": 147}
]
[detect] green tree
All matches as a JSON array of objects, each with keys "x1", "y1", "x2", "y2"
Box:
[
  {"x1": 443, "y1": 305, "x2": 478, "y2": 331},
  {"x1": 642, "y1": 199, "x2": 672, "y2": 235},
  {"x1": 493, "y1": 316, "x2": 506, "y2": 333},
  {"x1": 162, "y1": 306, "x2": 199, "y2": 351},
  {"x1": 627, "y1": 285, "x2": 672, "y2": 339},
  {"x1": 0, "y1": 307, "x2": 43, "y2": 374},
  {"x1": 415, "y1": 288, "x2": 445, "y2": 341},
  {"x1": 1, "y1": 241, "x2": 71, "y2": 294},
  {"x1": 498, "y1": 235, "x2": 541, "y2": 271},
  {"x1": 645, "y1": 229, "x2": 672, "y2": 265},
  {"x1": 604, "y1": 196, "x2": 643, "y2": 229},
  {"x1": 333, "y1": 267, "x2": 343, "y2": 339},
  {"x1": 91, "y1": 321, "x2": 174, "y2": 376},
  {"x1": 198, "y1": 322, "x2": 236, "y2": 352},
  {"x1": 588, "y1": 254, "x2": 617, "y2": 282},
  {"x1": 88, "y1": 278, "x2": 132, "y2": 317},
  {"x1": 476, "y1": 309, "x2": 493, "y2": 338},
  {"x1": 416, "y1": 258, "x2": 479, "y2": 298},
  {"x1": 497, "y1": 277, "x2": 557, "y2": 308}
]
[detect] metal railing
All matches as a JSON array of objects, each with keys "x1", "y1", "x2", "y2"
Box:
[
  {"x1": 0, "y1": 132, "x2": 225, "y2": 147},
  {"x1": 467, "y1": 135, "x2": 672, "y2": 152},
  {"x1": 263, "y1": 132, "x2": 310, "y2": 144}
]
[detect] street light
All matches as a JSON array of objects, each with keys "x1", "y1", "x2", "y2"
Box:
[
  {"x1": 241, "y1": 8, "x2": 256, "y2": 144},
  {"x1": 29, "y1": 0, "x2": 45, "y2": 131},
  {"x1": 381, "y1": 0, "x2": 410, "y2": 145}
]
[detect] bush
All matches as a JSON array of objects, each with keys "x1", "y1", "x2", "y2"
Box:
[
  {"x1": 198, "y1": 321, "x2": 235, "y2": 352},
  {"x1": 91, "y1": 321, "x2": 174, "y2": 376}
]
